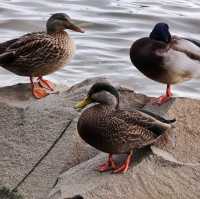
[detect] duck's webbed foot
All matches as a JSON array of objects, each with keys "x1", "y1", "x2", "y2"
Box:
[
  {"x1": 154, "y1": 94, "x2": 172, "y2": 105},
  {"x1": 30, "y1": 76, "x2": 58, "y2": 99},
  {"x1": 30, "y1": 77, "x2": 49, "y2": 99},
  {"x1": 38, "y1": 77, "x2": 55, "y2": 91},
  {"x1": 32, "y1": 85, "x2": 49, "y2": 99},
  {"x1": 152, "y1": 84, "x2": 172, "y2": 105},
  {"x1": 113, "y1": 151, "x2": 133, "y2": 174},
  {"x1": 98, "y1": 154, "x2": 117, "y2": 172}
]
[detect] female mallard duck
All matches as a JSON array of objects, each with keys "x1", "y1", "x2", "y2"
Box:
[
  {"x1": 0, "y1": 13, "x2": 84, "y2": 99},
  {"x1": 75, "y1": 82, "x2": 175, "y2": 173},
  {"x1": 130, "y1": 22, "x2": 200, "y2": 104}
]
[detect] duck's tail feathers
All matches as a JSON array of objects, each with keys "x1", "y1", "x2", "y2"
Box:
[
  {"x1": 0, "y1": 51, "x2": 15, "y2": 65},
  {"x1": 151, "y1": 145, "x2": 200, "y2": 167},
  {"x1": 163, "y1": 118, "x2": 176, "y2": 124},
  {"x1": 141, "y1": 109, "x2": 176, "y2": 124}
]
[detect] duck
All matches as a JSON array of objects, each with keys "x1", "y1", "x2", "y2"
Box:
[
  {"x1": 130, "y1": 22, "x2": 200, "y2": 104},
  {"x1": 75, "y1": 82, "x2": 175, "y2": 173},
  {"x1": 0, "y1": 13, "x2": 84, "y2": 99}
]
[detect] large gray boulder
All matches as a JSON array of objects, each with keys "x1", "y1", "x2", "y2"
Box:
[
  {"x1": 49, "y1": 81, "x2": 200, "y2": 199},
  {"x1": 0, "y1": 77, "x2": 150, "y2": 199},
  {"x1": 1, "y1": 77, "x2": 200, "y2": 199}
]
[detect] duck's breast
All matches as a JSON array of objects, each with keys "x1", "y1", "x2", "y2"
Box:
[
  {"x1": 77, "y1": 105, "x2": 129, "y2": 154},
  {"x1": 130, "y1": 38, "x2": 169, "y2": 83},
  {"x1": 31, "y1": 33, "x2": 76, "y2": 76},
  {"x1": 59, "y1": 33, "x2": 76, "y2": 65},
  {"x1": 48, "y1": 32, "x2": 76, "y2": 69},
  {"x1": 77, "y1": 106, "x2": 109, "y2": 150}
]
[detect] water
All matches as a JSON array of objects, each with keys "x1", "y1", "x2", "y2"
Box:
[{"x1": 0, "y1": 0, "x2": 200, "y2": 99}]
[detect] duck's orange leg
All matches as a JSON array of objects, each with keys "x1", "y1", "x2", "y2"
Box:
[
  {"x1": 30, "y1": 77, "x2": 49, "y2": 99},
  {"x1": 38, "y1": 76, "x2": 55, "y2": 91},
  {"x1": 113, "y1": 151, "x2": 133, "y2": 174},
  {"x1": 153, "y1": 84, "x2": 172, "y2": 105},
  {"x1": 98, "y1": 154, "x2": 118, "y2": 172}
]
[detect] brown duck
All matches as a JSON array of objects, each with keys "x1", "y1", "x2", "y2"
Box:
[
  {"x1": 0, "y1": 13, "x2": 84, "y2": 99},
  {"x1": 75, "y1": 82, "x2": 175, "y2": 173},
  {"x1": 130, "y1": 22, "x2": 200, "y2": 104}
]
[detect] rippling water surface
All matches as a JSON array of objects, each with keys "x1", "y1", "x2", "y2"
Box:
[{"x1": 0, "y1": 0, "x2": 200, "y2": 98}]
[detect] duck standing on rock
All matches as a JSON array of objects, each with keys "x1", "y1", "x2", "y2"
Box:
[
  {"x1": 130, "y1": 23, "x2": 200, "y2": 104},
  {"x1": 75, "y1": 82, "x2": 175, "y2": 173},
  {"x1": 0, "y1": 13, "x2": 84, "y2": 99}
]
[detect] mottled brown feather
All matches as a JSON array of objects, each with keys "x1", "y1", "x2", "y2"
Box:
[
  {"x1": 77, "y1": 104, "x2": 172, "y2": 154},
  {"x1": 0, "y1": 31, "x2": 75, "y2": 76}
]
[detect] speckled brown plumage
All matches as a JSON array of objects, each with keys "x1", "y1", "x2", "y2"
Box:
[
  {"x1": 76, "y1": 82, "x2": 175, "y2": 173},
  {"x1": 77, "y1": 100, "x2": 171, "y2": 154},
  {"x1": 0, "y1": 31, "x2": 75, "y2": 77},
  {"x1": 0, "y1": 13, "x2": 84, "y2": 99}
]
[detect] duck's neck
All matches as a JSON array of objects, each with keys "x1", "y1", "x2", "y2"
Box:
[
  {"x1": 48, "y1": 30, "x2": 68, "y2": 38},
  {"x1": 98, "y1": 97, "x2": 119, "y2": 109},
  {"x1": 104, "y1": 94, "x2": 119, "y2": 109}
]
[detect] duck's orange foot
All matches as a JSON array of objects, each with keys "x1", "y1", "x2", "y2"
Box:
[
  {"x1": 98, "y1": 154, "x2": 117, "y2": 172},
  {"x1": 38, "y1": 77, "x2": 55, "y2": 91},
  {"x1": 32, "y1": 85, "x2": 49, "y2": 99},
  {"x1": 152, "y1": 84, "x2": 173, "y2": 105},
  {"x1": 152, "y1": 94, "x2": 172, "y2": 105},
  {"x1": 113, "y1": 151, "x2": 133, "y2": 174}
]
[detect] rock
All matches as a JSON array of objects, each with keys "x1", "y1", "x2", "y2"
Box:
[
  {"x1": 50, "y1": 149, "x2": 200, "y2": 199},
  {"x1": 0, "y1": 83, "x2": 95, "y2": 199},
  {"x1": 0, "y1": 77, "x2": 150, "y2": 199},
  {"x1": 1, "y1": 77, "x2": 200, "y2": 199}
]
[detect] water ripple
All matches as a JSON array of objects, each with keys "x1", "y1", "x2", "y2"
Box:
[{"x1": 0, "y1": 0, "x2": 200, "y2": 99}]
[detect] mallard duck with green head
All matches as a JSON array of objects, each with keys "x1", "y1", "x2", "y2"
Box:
[
  {"x1": 0, "y1": 13, "x2": 84, "y2": 99},
  {"x1": 130, "y1": 23, "x2": 200, "y2": 104},
  {"x1": 75, "y1": 82, "x2": 175, "y2": 173}
]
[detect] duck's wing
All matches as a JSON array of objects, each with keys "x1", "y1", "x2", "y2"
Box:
[
  {"x1": 0, "y1": 32, "x2": 56, "y2": 66},
  {"x1": 183, "y1": 38, "x2": 200, "y2": 48},
  {"x1": 107, "y1": 110, "x2": 171, "y2": 150},
  {"x1": 114, "y1": 109, "x2": 174, "y2": 136},
  {"x1": 170, "y1": 37, "x2": 200, "y2": 60},
  {"x1": 92, "y1": 109, "x2": 175, "y2": 153},
  {"x1": 157, "y1": 37, "x2": 200, "y2": 80},
  {"x1": 0, "y1": 38, "x2": 19, "y2": 54},
  {"x1": 7, "y1": 32, "x2": 48, "y2": 50}
]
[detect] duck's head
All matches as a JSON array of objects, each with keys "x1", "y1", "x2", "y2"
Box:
[
  {"x1": 46, "y1": 13, "x2": 84, "y2": 33},
  {"x1": 75, "y1": 82, "x2": 120, "y2": 110},
  {"x1": 149, "y1": 23, "x2": 171, "y2": 43}
]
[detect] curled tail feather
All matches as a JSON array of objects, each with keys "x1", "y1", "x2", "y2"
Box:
[{"x1": 0, "y1": 51, "x2": 15, "y2": 65}]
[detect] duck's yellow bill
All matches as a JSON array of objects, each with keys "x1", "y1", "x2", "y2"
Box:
[{"x1": 75, "y1": 97, "x2": 92, "y2": 109}]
